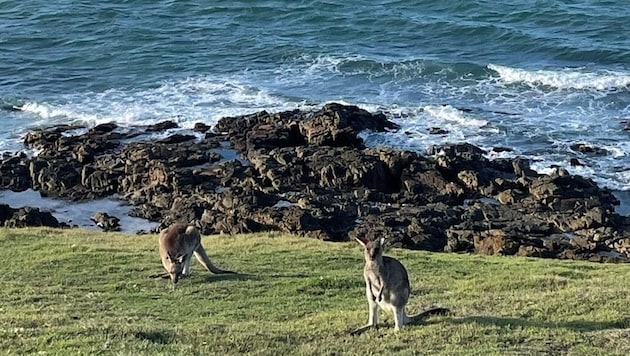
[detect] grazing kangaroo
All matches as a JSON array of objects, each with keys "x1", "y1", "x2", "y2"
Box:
[
  {"x1": 351, "y1": 236, "x2": 448, "y2": 335},
  {"x1": 159, "y1": 223, "x2": 235, "y2": 284}
]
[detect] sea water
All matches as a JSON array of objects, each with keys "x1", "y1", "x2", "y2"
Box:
[{"x1": 1, "y1": 0, "x2": 629, "y2": 192}]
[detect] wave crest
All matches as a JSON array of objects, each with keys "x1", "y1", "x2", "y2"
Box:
[
  {"x1": 488, "y1": 63, "x2": 630, "y2": 90},
  {"x1": 17, "y1": 77, "x2": 295, "y2": 129}
]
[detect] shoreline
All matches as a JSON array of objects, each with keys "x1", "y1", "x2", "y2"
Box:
[
  {"x1": 1, "y1": 103, "x2": 629, "y2": 262},
  {"x1": 1, "y1": 188, "x2": 627, "y2": 235},
  {"x1": 613, "y1": 190, "x2": 630, "y2": 216},
  {"x1": 0, "y1": 189, "x2": 157, "y2": 233}
]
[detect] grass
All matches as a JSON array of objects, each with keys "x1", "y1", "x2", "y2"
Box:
[{"x1": 1, "y1": 227, "x2": 629, "y2": 355}]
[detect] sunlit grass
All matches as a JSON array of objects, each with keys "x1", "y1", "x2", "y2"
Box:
[{"x1": 1, "y1": 227, "x2": 629, "y2": 355}]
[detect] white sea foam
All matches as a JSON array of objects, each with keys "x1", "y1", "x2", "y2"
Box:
[
  {"x1": 273, "y1": 53, "x2": 441, "y2": 88},
  {"x1": 302, "y1": 54, "x2": 348, "y2": 75},
  {"x1": 275, "y1": 54, "x2": 356, "y2": 79},
  {"x1": 359, "y1": 104, "x2": 499, "y2": 153},
  {"x1": 359, "y1": 96, "x2": 630, "y2": 191},
  {"x1": 18, "y1": 76, "x2": 299, "y2": 131},
  {"x1": 4, "y1": 58, "x2": 630, "y2": 192},
  {"x1": 488, "y1": 64, "x2": 630, "y2": 91},
  {"x1": 20, "y1": 102, "x2": 92, "y2": 121},
  {"x1": 529, "y1": 158, "x2": 630, "y2": 191},
  {"x1": 423, "y1": 105, "x2": 488, "y2": 128}
]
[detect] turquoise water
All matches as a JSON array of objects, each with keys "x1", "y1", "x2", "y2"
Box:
[{"x1": 1, "y1": 0, "x2": 629, "y2": 189}]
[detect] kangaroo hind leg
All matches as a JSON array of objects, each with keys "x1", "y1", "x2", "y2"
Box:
[
  {"x1": 393, "y1": 306, "x2": 406, "y2": 331},
  {"x1": 182, "y1": 254, "x2": 193, "y2": 276}
]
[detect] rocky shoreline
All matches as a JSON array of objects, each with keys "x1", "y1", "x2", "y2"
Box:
[{"x1": 1, "y1": 103, "x2": 629, "y2": 262}]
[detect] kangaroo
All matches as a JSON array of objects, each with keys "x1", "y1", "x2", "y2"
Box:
[
  {"x1": 351, "y1": 236, "x2": 448, "y2": 335},
  {"x1": 159, "y1": 223, "x2": 235, "y2": 284}
]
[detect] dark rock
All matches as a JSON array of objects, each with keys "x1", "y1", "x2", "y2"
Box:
[
  {"x1": 492, "y1": 147, "x2": 513, "y2": 153},
  {"x1": 0, "y1": 152, "x2": 31, "y2": 191},
  {"x1": 569, "y1": 158, "x2": 583, "y2": 166},
  {"x1": 159, "y1": 134, "x2": 196, "y2": 144},
  {"x1": 0, "y1": 204, "x2": 59, "y2": 228},
  {"x1": 1, "y1": 103, "x2": 629, "y2": 262},
  {"x1": 194, "y1": 122, "x2": 212, "y2": 133},
  {"x1": 473, "y1": 229, "x2": 520, "y2": 255},
  {"x1": 90, "y1": 123, "x2": 118, "y2": 134},
  {"x1": 570, "y1": 143, "x2": 609, "y2": 156},
  {"x1": 90, "y1": 212, "x2": 121, "y2": 231},
  {"x1": 428, "y1": 127, "x2": 449, "y2": 135},
  {"x1": 146, "y1": 121, "x2": 178, "y2": 132}
]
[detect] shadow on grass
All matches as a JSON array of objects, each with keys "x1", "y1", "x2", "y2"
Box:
[
  {"x1": 150, "y1": 271, "x2": 316, "y2": 282},
  {"x1": 204, "y1": 272, "x2": 259, "y2": 282},
  {"x1": 349, "y1": 307, "x2": 450, "y2": 335},
  {"x1": 134, "y1": 330, "x2": 174, "y2": 344},
  {"x1": 265, "y1": 272, "x2": 314, "y2": 279},
  {"x1": 350, "y1": 312, "x2": 628, "y2": 336},
  {"x1": 207, "y1": 272, "x2": 322, "y2": 282},
  {"x1": 148, "y1": 272, "x2": 170, "y2": 279},
  {"x1": 451, "y1": 315, "x2": 628, "y2": 332},
  {"x1": 149, "y1": 271, "x2": 260, "y2": 282}
]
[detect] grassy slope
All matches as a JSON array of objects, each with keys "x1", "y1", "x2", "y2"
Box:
[{"x1": 0, "y1": 228, "x2": 629, "y2": 355}]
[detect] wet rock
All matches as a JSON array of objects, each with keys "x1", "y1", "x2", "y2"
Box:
[
  {"x1": 1, "y1": 103, "x2": 629, "y2": 262},
  {"x1": 0, "y1": 204, "x2": 59, "y2": 228},
  {"x1": 492, "y1": 147, "x2": 513, "y2": 153},
  {"x1": 570, "y1": 143, "x2": 609, "y2": 155},
  {"x1": 90, "y1": 212, "x2": 121, "y2": 231},
  {"x1": 428, "y1": 127, "x2": 449, "y2": 135},
  {"x1": 0, "y1": 152, "x2": 31, "y2": 191},
  {"x1": 300, "y1": 103, "x2": 398, "y2": 147},
  {"x1": 194, "y1": 122, "x2": 211, "y2": 133},
  {"x1": 146, "y1": 121, "x2": 178, "y2": 132},
  {"x1": 90, "y1": 123, "x2": 118, "y2": 134},
  {"x1": 158, "y1": 134, "x2": 197, "y2": 144}
]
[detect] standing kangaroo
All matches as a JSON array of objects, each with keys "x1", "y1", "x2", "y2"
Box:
[
  {"x1": 351, "y1": 236, "x2": 448, "y2": 335},
  {"x1": 159, "y1": 223, "x2": 235, "y2": 284}
]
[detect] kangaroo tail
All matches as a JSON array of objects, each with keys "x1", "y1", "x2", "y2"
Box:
[
  {"x1": 404, "y1": 306, "x2": 450, "y2": 325},
  {"x1": 194, "y1": 244, "x2": 236, "y2": 274}
]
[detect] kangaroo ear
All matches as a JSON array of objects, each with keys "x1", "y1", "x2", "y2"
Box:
[
  {"x1": 354, "y1": 236, "x2": 367, "y2": 247},
  {"x1": 379, "y1": 237, "x2": 386, "y2": 248}
]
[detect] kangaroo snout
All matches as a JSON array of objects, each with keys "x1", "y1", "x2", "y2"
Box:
[{"x1": 170, "y1": 272, "x2": 180, "y2": 284}]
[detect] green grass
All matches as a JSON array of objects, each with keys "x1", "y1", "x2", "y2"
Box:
[{"x1": 1, "y1": 228, "x2": 629, "y2": 355}]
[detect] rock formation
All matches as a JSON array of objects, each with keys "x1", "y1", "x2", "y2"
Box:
[{"x1": 1, "y1": 103, "x2": 629, "y2": 261}]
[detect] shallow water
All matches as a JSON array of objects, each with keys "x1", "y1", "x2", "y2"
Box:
[{"x1": 0, "y1": 189, "x2": 158, "y2": 233}]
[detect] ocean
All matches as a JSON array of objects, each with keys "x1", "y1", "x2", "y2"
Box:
[{"x1": 1, "y1": 0, "x2": 629, "y2": 192}]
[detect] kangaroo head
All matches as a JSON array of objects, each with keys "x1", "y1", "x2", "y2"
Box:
[
  {"x1": 355, "y1": 236, "x2": 385, "y2": 262},
  {"x1": 166, "y1": 252, "x2": 186, "y2": 284}
]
